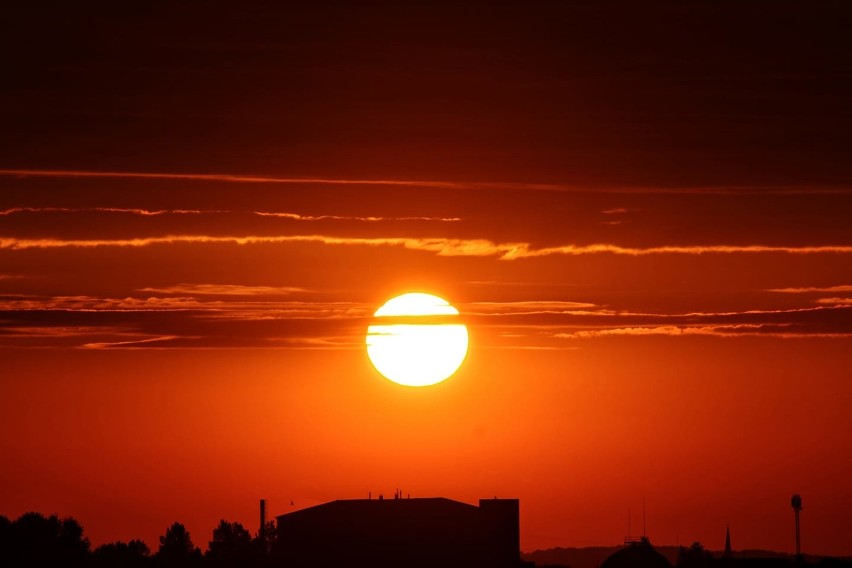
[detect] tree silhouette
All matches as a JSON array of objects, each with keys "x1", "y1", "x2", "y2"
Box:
[
  {"x1": 0, "y1": 515, "x2": 10, "y2": 566},
  {"x1": 0, "y1": 513, "x2": 89, "y2": 565},
  {"x1": 6, "y1": 511, "x2": 90, "y2": 566},
  {"x1": 93, "y1": 539, "x2": 151, "y2": 568},
  {"x1": 677, "y1": 541, "x2": 715, "y2": 568},
  {"x1": 156, "y1": 522, "x2": 201, "y2": 567},
  {"x1": 206, "y1": 520, "x2": 253, "y2": 566},
  {"x1": 252, "y1": 519, "x2": 276, "y2": 559}
]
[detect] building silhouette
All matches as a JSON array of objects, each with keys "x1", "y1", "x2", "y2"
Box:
[
  {"x1": 273, "y1": 496, "x2": 520, "y2": 568},
  {"x1": 601, "y1": 538, "x2": 672, "y2": 568}
]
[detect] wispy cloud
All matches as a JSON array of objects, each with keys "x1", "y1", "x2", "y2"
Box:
[
  {"x1": 601, "y1": 208, "x2": 629, "y2": 215},
  {"x1": 0, "y1": 294, "x2": 372, "y2": 349},
  {"x1": 815, "y1": 297, "x2": 852, "y2": 306},
  {"x1": 509, "y1": 243, "x2": 852, "y2": 259},
  {"x1": 0, "y1": 207, "x2": 209, "y2": 216},
  {"x1": 2, "y1": 292, "x2": 848, "y2": 348},
  {"x1": 79, "y1": 335, "x2": 362, "y2": 350},
  {"x1": 769, "y1": 285, "x2": 852, "y2": 293},
  {"x1": 0, "y1": 206, "x2": 460, "y2": 223},
  {"x1": 0, "y1": 295, "x2": 223, "y2": 311},
  {"x1": 2, "y1": 168, "x2": 851, "y2": 194},
  {"x1": 556, "y1": 324, "x2": 766, "y2": 338},
  {"x1": 81, "y1": 335, "x2": 182, "y2": 349},
  {"x1": 0, "y1": 325, "x2": 130, "y2": 338},
  {"x1": 554, "y1": 324, "x2": 852, "y2": 339},
  {"x1": 0, "y1": 295, "x2": 372, "y2": 318},
  {"x1": 0, "y1": 168, "x2": 465, "y2": 188},
  {"x1": 137, "y1": 284, "x2": 305, "y2": 296},
  {"x1": 2, "y1": 234, "x2": 851, "y2": 258},
  {"x1": 624, "y1": 305, "x2": 844, "y2": 318},
  {"x1": 253, "y1": 212, "x2": 460, "y2": 222},
  {"x1": 6, "y1": 294, "x2": 844, "y2": 322},
  {"x1": 462, "y1": 300, "x2": 597, "y2": 315},
  {"x1": 463, "y1": 304, "x2": 852, "y2": 336}
]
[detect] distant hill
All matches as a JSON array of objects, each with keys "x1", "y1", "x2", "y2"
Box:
[{"x1": 522, "y1": 546, "x2": 849, "y2": 568}]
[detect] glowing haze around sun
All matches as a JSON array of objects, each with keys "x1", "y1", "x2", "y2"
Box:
[{"x1": 366, "y1": 293, "x2": 469, "y2": 387}]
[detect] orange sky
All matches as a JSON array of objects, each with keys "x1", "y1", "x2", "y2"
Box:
[{"x1": 1, "y1": 2, "x2": 851, "y2": 558}]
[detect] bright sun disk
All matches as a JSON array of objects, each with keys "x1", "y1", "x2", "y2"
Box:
[{"x1": 366, "y1": 292, "x2": 469, "y2": 387}]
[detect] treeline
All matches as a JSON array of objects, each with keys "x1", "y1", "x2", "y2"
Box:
[
  {"x1": 676, "y1": 543, "x2": 852, "y2": 568},
  {"x1": 0, "y1": 512, "x2": 277, "y2": 568}
]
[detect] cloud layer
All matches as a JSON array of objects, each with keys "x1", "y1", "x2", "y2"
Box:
[{"x1": 2, "y1": 234, "x2": 851, "y2": 259}]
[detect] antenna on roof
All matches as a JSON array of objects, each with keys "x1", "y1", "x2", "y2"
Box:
[{"x1": 624, "y1": 506, "x2": 642, "y2": 545}]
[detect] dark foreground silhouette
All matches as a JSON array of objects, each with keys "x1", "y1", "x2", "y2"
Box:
[
  {"x1": 273, "y1": 497, "x2": 519, "y2": 568},
  {"x1": 525, "y1": 540, "x2": 852, "y2": 568},
  {"x1": 2, "y1": 512, "x2": 851, "y2": 568},
  {"x1": 0, "y1": 512, "x2": 275, "y2": 568}
]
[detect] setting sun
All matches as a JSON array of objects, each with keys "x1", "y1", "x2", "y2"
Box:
[
  {"x1": 3, "y1": 2, "x2": 852, "y2": 560},
  {"x1": 366, "y1": 293, "x2": 469, "y2": 387}
]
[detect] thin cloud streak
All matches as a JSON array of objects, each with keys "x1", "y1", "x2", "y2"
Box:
[
  {"x1": 137, "y1": 284, "x2": 306, "y2": 296},
  {"x1": 0, "y1": 325, "x2": 129, "y2": 338},
  {"x1": 254, "y1": 212, "x2": 460, "y2": 222},
  {"x1": 815, "y1": 297, "x2": 852, "y2": 306},
  {"x1": 0, "y1": 207, "x2": 210, "y2": 216},
  {"x1": 79, "y1": 337, "x2": 362, "y2": 350},
  {"x1": 2, "y1": 294, "x2": 848, "y2": 348},
  {"x1": 0, "y1": 207, "x2": 460, "y2": 223},
  {"x1": 619, "y1": 305, "x2": 846, "y2": 319},
  {"x1": 462, "y1": 300, "x2": 598, "y2": 315},
  {"x1": 554, "y1": 324, "x2": 852, "y2": 339},
  {"x1": 513, "y1": 243, "x2": 852, "y2": 259},
  {"x1": 0, "y1": 295, "x2": 222, "y2": 312},
  {"x1": 0, "y1": 295, "x2": 372, "y2": 317},
  {"x1": 0, "y1": 168, "x2": 465, "y2": 188},
  {"x1": 468, "y1": 306, "x2": 830, "y2": 320},
  {"x1": 556, "y1": 324, "x2": 767, "y2": 337},
  {"x1": 5, "y1": 295, "x2": 846, "y2": 321},
  {"x1": 769, "y1": 285, "x2": 852, "y2": 293},
  {"x1": 82, "y1": 335, "x2": 181, "y2": 349},
  {"x1": 2, "y1": 168, "x2": 851, "y2": 194},
  {"x1": 1, "y1": 234, "x2": 851, "y2": 258}
]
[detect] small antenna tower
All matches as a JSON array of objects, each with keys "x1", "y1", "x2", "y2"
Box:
[
  {"x1": 624, "y1": 507, "x2": 641, "y2": 544},
  {"x1": 791, "y1": 494, "x2": 803, "y2": 556}
]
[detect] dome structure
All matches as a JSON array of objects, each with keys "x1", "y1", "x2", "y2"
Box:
[{"x1": 600, "y1": 539, "x2": 672, "y2": 568}]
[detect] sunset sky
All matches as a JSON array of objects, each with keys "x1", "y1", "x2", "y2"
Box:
[{"x1": 2, "y1": 2, "x2": 851, "y2": 558}]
